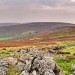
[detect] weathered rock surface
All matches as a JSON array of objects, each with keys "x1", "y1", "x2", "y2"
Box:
[
  {"x1": 5, "y1": 57, "x2": 17, "y2": 65},
  {"x1": 19, "y1": 47, "x2": 64, "y2": 75},
  {"x1": 0, "y1": 60, "x2": 8, "y2": 75},
  {"x1": 0, "y1": 47, "x2": 65, "y2": 75},
  {"x1": 16, "y1": 62, "x2": 25, "y2": 70}
]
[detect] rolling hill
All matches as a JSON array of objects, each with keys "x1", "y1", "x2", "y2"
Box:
[
  {"x1": 0, "y1": 23, "x2": 19, "y2": 27},
  {"x1": 0, "y1": 22, "x2": 74, "y2": 47},
  {"x1": 30, "y1": 26, "x2": 75, "y2": 42},
  {"x1": 0, "y1": 22, "x2": 74, "y2": 41}
]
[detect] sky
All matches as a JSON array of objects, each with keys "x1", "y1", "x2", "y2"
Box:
[{"x1": 0, "y1": 0, "x2": 75, "y2": 23}]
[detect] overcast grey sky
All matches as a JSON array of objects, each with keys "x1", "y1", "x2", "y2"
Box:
[{"x1": 0, "y1": 0, "x2": 75, "y2": 23}]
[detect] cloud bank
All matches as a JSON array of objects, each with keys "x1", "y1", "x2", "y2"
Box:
[{"x1": 0, "y1": 0, "x2": 75, "y2": 23}]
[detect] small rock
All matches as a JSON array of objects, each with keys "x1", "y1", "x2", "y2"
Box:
[
  {"x1": 0, "y1": 67, "x2": 8, "y2": 75},
  {"x1": 24, "y1": 60, "x2": 31, "y2": 72},
  {"x1": 32, "y1": 70, "x2": 37, "y2": 75},
  {"x1": 19, "y1": 54, "x2": 32, "y2": 63},
  {"x1": 10, "y1": 52, "x2": 15, "y2": 57},
  {"x1": 6, "y1": 57, "x2": 17, "y2": 65},
  {"x1": 69, "y1": 74, "x2": 74, "y2": 75},
  {"x1": 0, "y1": 60, "x2": 9, "y2": 68},
  {"x1": 58, "y1": 71, "x2": 65, "y2": 75},
  {"x1": 71, "y1": 64, "x2": 75, "y2": 70},
  {"x1": 16, "y1": 62, "x2": 25, "y2": 70},
  {"x1": 20, "y1": 70, "x2": 29, "y2": 75},
  {"x1": 44, "y1": 71, "x2": 55, "y2": 75}
]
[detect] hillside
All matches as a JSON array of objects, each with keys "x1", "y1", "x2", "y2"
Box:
[
  {"x1": 0, "y1": 22, "x2": 74, "y2": 41},
  {"x1": 0, "y1": 23, "x2": 19, "y2": 27},
  {"x1": 27, "y1": 26, "x2": 75, "y2": 44},
  {"x1": 0, "y1": 23, "x2": 74, "y2": 47}
]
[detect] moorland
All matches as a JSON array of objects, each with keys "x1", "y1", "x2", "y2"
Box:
[{"x1": 0, "y1": 22, "x2": 75, "y2": 75}]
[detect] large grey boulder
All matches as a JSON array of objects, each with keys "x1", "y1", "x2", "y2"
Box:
[
  {"x1": 43, "y1": 56, "x2": 55, "y2": 70},
  {"x1": 20, "y1": 53, "x2": 64, "y2": 75},
  {"x1": 20, "y1": 56, "x2": 56, "y2": 75}
]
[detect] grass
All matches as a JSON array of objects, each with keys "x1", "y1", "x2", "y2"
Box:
[
  {"x1": 49, "y1": 28, "x2": 75, "y2": 38},
  {"x1": 0, "y1": 47, "x2": 23, "y2": 75},
  {"x1": 0, "y1": 30, "x2": 37, "y2": 41},
  {"x1": 0, "y1": 37, "x2": 14, "y2": 41},
  {"x1": 7, "y1": 64, "x2": 21, "y2": 75},
  {"x1": 56, "y1": 41, "x2": 75, "y2": 46},
  {"x1": 55, "y1": 58, "x2": 75, "y2": 75},
  {"x1": 62, "y1": 46, "x2": 75, "y2": 55},
  {"x1": 0, "y1": 47, "x2": 18, "y2": 58},
  {"x1": 54, "y1": 41, "x2": 75, "y2": 75},
  {"x1": 0, "y1": 46, "x2": 29, "y2": 58}
]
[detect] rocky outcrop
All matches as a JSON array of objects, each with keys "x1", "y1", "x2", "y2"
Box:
[
  {"x1": 18, "y1": 47, "x2": 64, "y2": 75},
  {"x1": 0, "y1": 60, "x2": 8, "y2": 75},
  {"x1": 0, "y1": 47, "x2": 65, "y2": 75},
  {"x1": 48, "y1": 46, "x2": 65, "y2": 53}
]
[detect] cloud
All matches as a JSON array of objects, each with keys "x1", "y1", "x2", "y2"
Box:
[
  {"x1": 0, "y1": 0, "x2": 75, "y2": 23},
  {"x1": 0, "y1": 0, "x2": 75, "y2": 10},
  {"x1": 71, "y1": 0, "x2": 75, "y2": 2},
  {"x1": 0, "y1": 0, "x2": 75, "y2": 11}
]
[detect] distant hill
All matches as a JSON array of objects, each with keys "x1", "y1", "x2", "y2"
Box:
[
  {"x1": 31, "y1": 26, "x2": 75, "y2": 42},
  {"x1": 0, "y1": 22, "x2": 74, "y2": 41},
  {"x1": 0, "y1": 23, "x2": 19, "y2": 27}
]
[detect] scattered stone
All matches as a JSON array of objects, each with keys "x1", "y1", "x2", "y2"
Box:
[
  {"x1": 71, "y1": 64, "x2": 75, "y2": 70},
  {"x1": 58, "y1": 71, "x2": 65, "y2": 75},
  {"x1": 44, "y1": 71, "x2": 55, "y2": 75},
  {"x1": 0, "y1": 47, "x2": 65, "y2": 75},
  {"x1": 69, "y1": 74, "x2": 74, "y2": 75},
  {"x1": 49, "y1": 46, "x2": 65, "y2": 53},
  {"x1": 16, "y1": 62, "x2": 25, "y2": 70},
  {"x1": 5, "y1": 57, "x2": 17, "y2": 65},
  {"x1": 0, "y1": 60, "x2": 9, "y2": 68},
  {"x1": 0, "y1": 67, "x2": 7, "y2": 75},
  {"x1": 20, "y1": 70, "x2": 29, "y2": 75},
  {"x1": 32, "y1": 70, "x2": 37, "y2": 75},
  {"x1": 19, "y1": 53, "x2": 32, "y2": 63}
]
